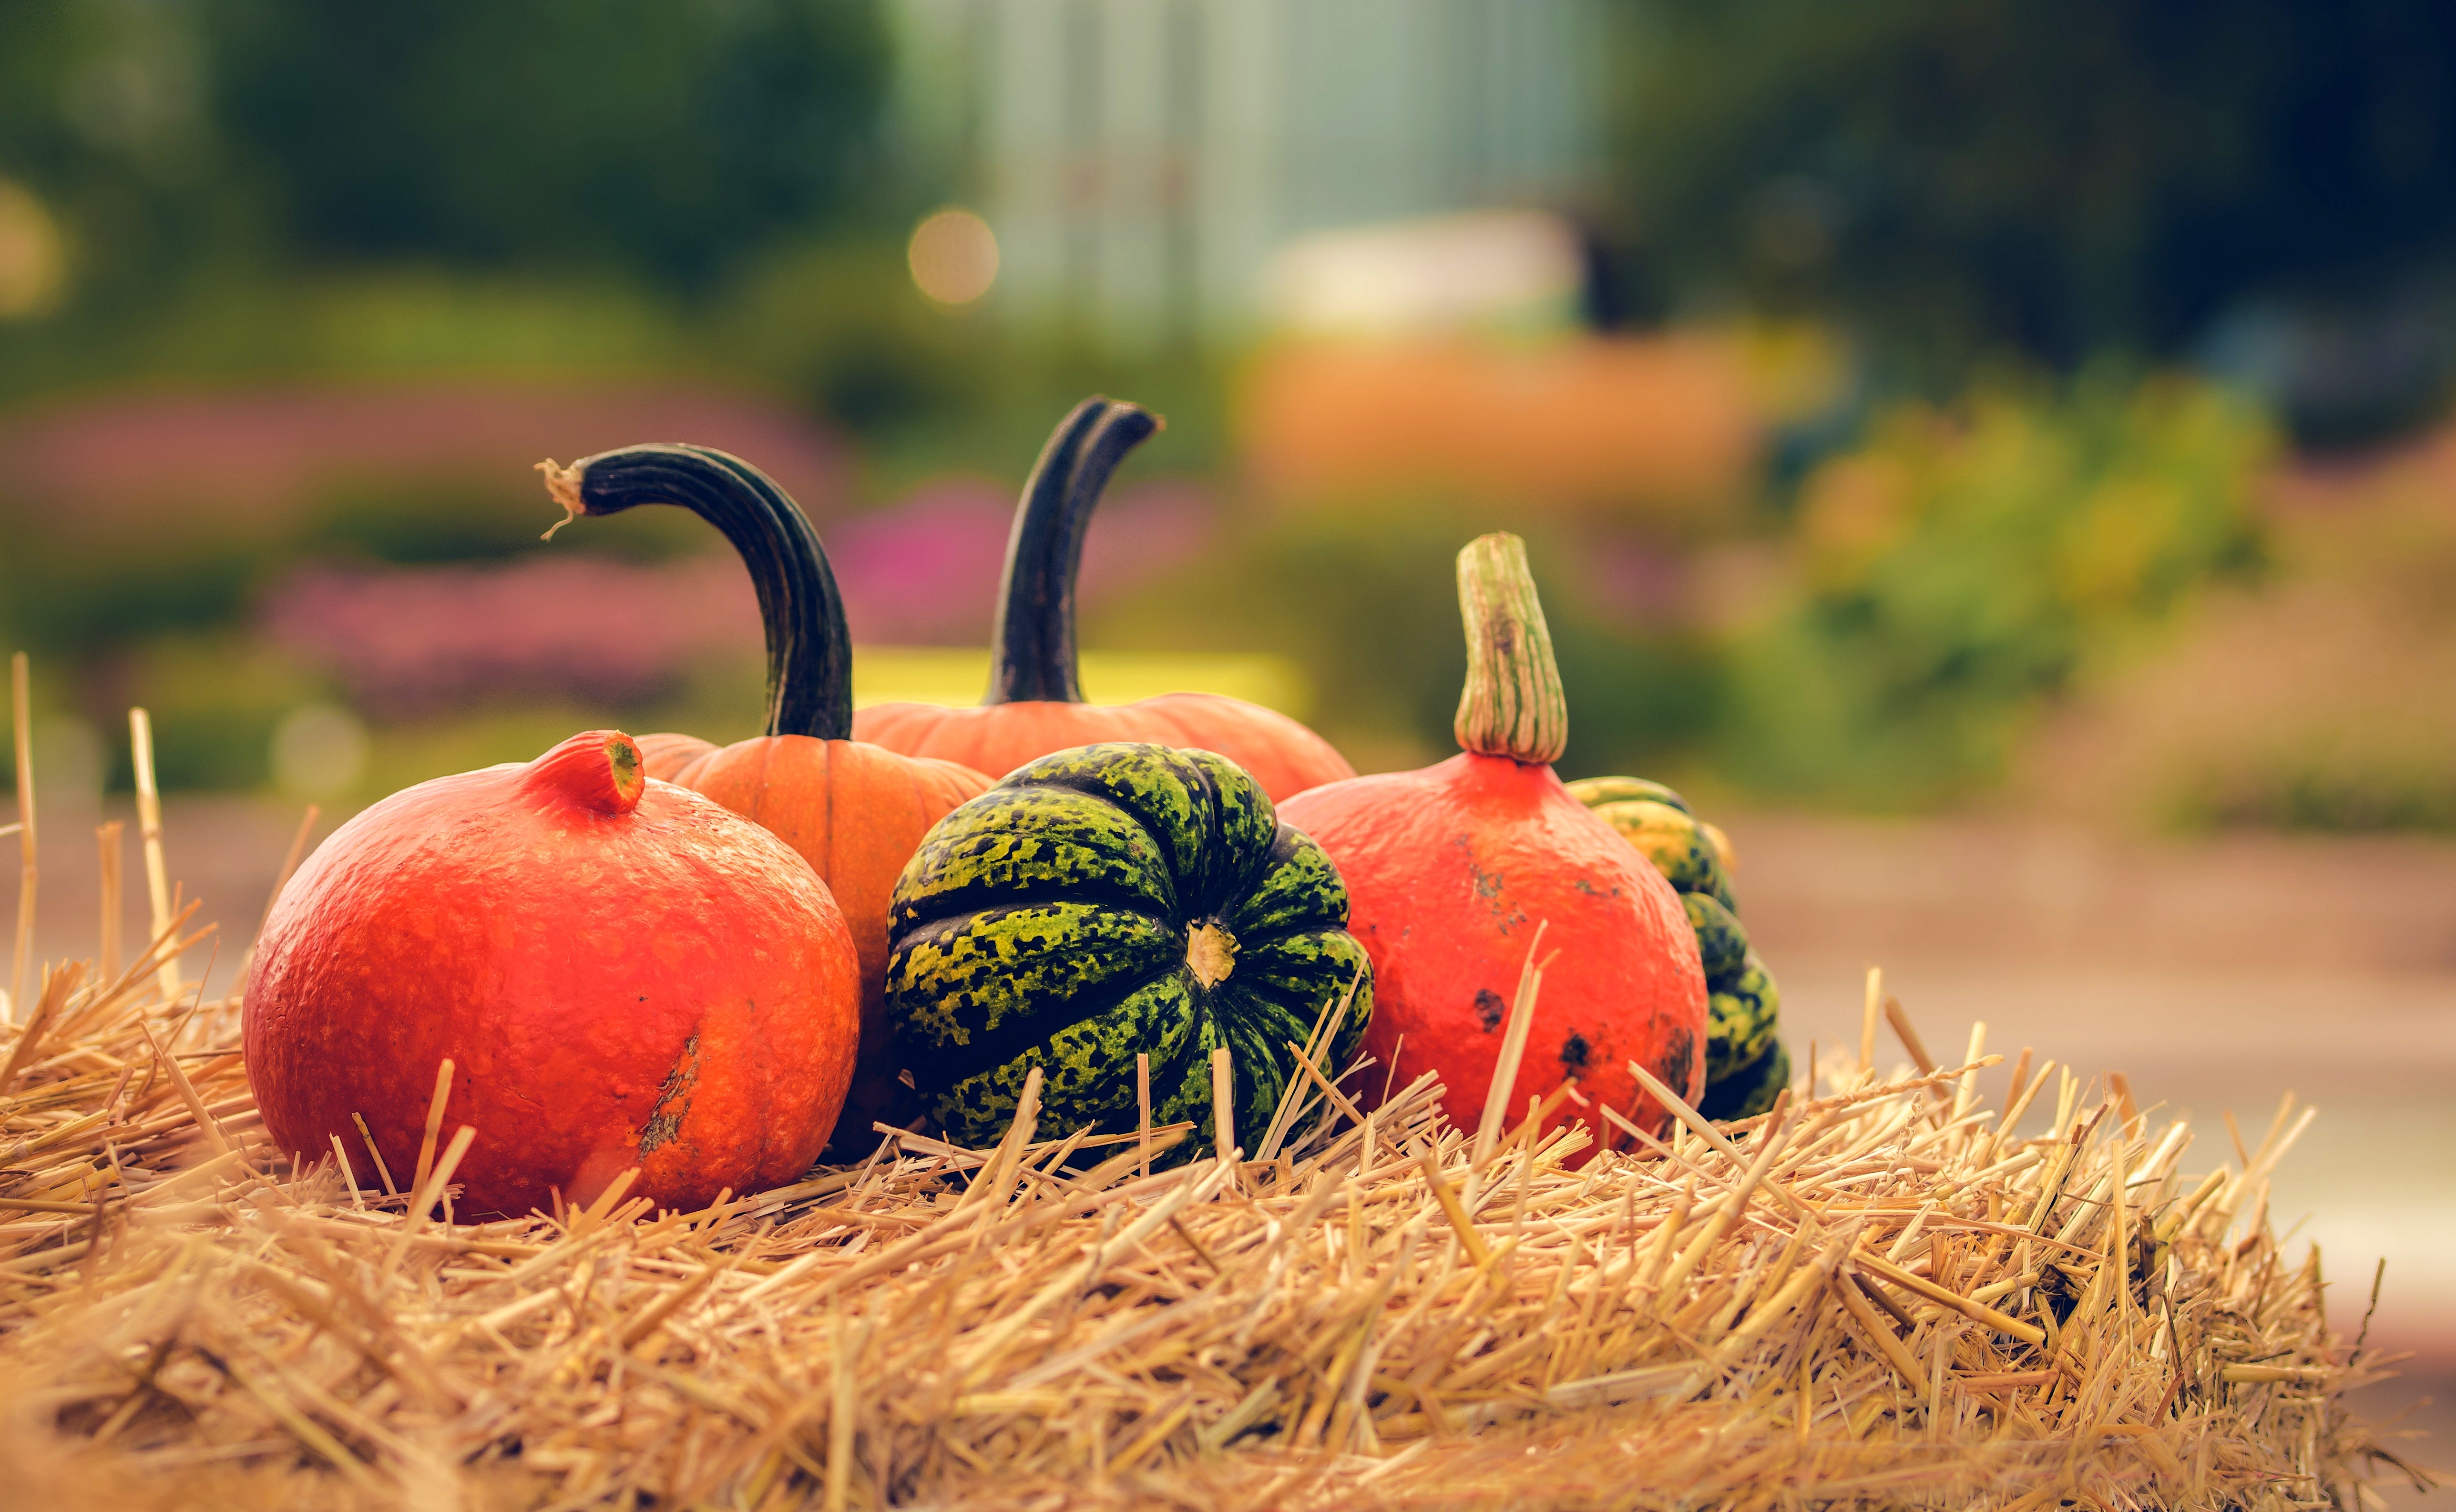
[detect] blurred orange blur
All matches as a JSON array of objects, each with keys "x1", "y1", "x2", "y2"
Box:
[{"x1": 1236, "y1": 335, "x2": 1761, "y2": 518}]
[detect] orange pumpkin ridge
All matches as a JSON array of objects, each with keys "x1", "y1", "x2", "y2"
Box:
[
  {"x1": 542, "y1": 444, "x2": 993, "y2": 1153},
  {"x1": 1279, "y1": 534, "x2": 1708, "y2": 1159},
  {"x1": 850, "y1": 396, "x2": 1356, "y2": 802}
]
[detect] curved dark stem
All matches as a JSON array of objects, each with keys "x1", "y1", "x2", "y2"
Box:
[
  {"x1": 984, "y1": 397, "x2": 1161, "y2": 705},
  {"x1": 568, "y1": 444, "x2": 852, "y2": 740}
]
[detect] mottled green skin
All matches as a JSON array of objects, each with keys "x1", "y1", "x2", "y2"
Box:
[
  {"x1": 1705, "y1": 953, "x2": 1780, "y2": 1084},
  {"x1": 1576, "y1": 797, "x2": 1740, "y2": 914},
  {"x1": 1569, "y1": 776, "x2": 1785, "y2": 1120},
  {"x1": 1699, "y1": 1036, "x2": 1790, "y2": 1123},
  {"x1": 1564, "y1": 776, "x2": 1691, "y2": 815},
  {"x1": 1682, "y1": 891, "x2": 1748, "y2": 980},
  {"x1": 887, "y1": 743, "x2": 1371, "y2": 1154}
]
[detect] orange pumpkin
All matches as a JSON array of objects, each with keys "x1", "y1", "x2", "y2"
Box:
[
  {"x1": 541, "y1": 445, "x2": 991, "y2": 1152},
  {"x1": 851, "y1": 397, "x2": 1357, "y2": 801},
  {"x1": 1279, "y1": 535, "x2": 1709, "y2": 1156}
]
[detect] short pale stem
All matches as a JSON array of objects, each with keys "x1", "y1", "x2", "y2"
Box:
[
  {"x1": 1187, "y1": 921, "x2": 1238, "y2": 989},
  {"x1": 1453, "y1": 532, "x2": 1567, "y2": 765},
  {"x1": 525, "y1": 730, "x2": 646, "y2": 817}
]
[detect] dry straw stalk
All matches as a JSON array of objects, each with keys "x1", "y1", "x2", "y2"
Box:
[{"x1": 0, "y1": 782, "x2": 2435, "y2": 1509}]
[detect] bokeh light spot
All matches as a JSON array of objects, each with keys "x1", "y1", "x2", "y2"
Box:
[
  {"x1": 272, "y1": 703, "x2": 370, "y2": 800},
  {"x1": 907, "y1": 208, "x2": 998, "y2": 306}
]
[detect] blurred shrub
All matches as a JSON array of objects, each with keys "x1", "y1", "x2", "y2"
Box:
[
  {"x1": 1719, "y1": 370, "x2": 2272, "y2": 806},
  {"x1": 110, "y1": 636, "x2": 326, "y2": 793},
  {"x1": 718, "y1": 241, "x2": 991, "y2": 439},
  {"x1": 2016, "y1": 475, "x2": 2456, "y2": 833}
]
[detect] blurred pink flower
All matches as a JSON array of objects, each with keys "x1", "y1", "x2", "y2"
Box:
[
  {"x1": 263, "y1": 553, "x2": 759, "y2": 715},
  {"x1": 263, "y1": 479, "x2": 1218, "y2": 712}
]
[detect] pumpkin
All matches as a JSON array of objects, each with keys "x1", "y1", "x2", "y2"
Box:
[
  {"x1": 1566, "y1": 776, "x2": 1789, "y2": 1120},
  {"x1": 884, "y1": 742, "x2": 1371, "y2": 1153},
  {"x1": 245, "y1": 729, "x2": 860, "y2": 1216},
  {"x1": 1278, "y1": 534, "x2": 1706, "y2": 1153},
  {"x1": 540, "y1": 446, "x2": 993, "y2": 1152},
  {"x1": 851, "y1": 397, "x2": 1358, "y2": 801}
]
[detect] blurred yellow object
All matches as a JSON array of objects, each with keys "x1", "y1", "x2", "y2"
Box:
[
  {"x1": 0, "y1": 180, "x2": 66, "y2": 319},
  {"x1": 849, "y1": 648, "x2": 1315, "y2": 721},
  {"x1": 1728, "y1": 318, "x2": 1851, "y2": 426}
]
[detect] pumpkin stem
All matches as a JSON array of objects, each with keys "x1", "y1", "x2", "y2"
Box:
[
  {"x1": 984, "y1": 397, "x2": 1162, "y2": 705},
  {"x1": 541, "y1": 445, "x2": 853, "y2": 741},
  {"x1": 523, "y1": 730, "x2": 647, "y2": 817},
  {"x1": 1453, "y1": 532, "x2": 1567, "y2": 765}
]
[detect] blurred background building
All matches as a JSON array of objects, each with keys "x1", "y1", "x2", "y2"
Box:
[{"x1": 891, "y1": 0, "x2": 1603, "y2": 347}]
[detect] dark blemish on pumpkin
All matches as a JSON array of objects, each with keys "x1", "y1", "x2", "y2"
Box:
[
  {"x1": 1658, "y1": 1027, "x2": 1696, "y2": 1104},
  {"x1": 1475, "y1": 989, "x2": 1506, "y2": 1032},
  {"x1": 1561, "y1": 1032, "x2": 1590, "y2": 1071},
  {"x1": 1571, "y1": 878, "x2": 1599, "y2": 896},
  {"x1": 1450, "y1": 840, "x2": 1527, "y2": 930},
  {"x1": 638, "y1": 1032, "x2": 701, "y2": 1156}
]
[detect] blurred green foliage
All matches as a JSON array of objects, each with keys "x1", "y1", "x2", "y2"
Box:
[
  {"x1": 1718, "y1": 370, "x2": 2271, "y2": 806},
  {"x1": 1612, "y1": 0, "x2": 2456, "y2": 388}
]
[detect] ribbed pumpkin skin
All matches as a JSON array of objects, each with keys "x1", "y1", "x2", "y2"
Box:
[
  {"x1": 854, "y1": 694, "x2": 1356, "y2": 803},
  {"x1": 637, "y1": 733, "x2": 718, "y2": 783},
  {"x1": 1278, "y1": 753, "x2": 1706, "y2": 1154},
  {"x1": 1566, "y1": 776, "x2": 1786, "y2": 1120},
  {"x1": 886, "y1": 743, "x2": 1371, "y2": 1152},
  {"x1": 666, "y1": 736, "x2": 993, "y2": 1150}
]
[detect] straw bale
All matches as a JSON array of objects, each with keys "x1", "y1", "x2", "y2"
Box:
[{"x1": 0, "y1": 914, "x2": 2435, "y2": 1509}]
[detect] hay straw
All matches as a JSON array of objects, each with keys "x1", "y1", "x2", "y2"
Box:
[
  {"x1": 126, "y1": 708, "x2": 178, "y2": 1001},
  {"x1": 0, "y1": 728, "x2": 2436, "y2": 1509},
  {"x1": 9, "y1": 653, "x2": 35, "y2": 1026}
]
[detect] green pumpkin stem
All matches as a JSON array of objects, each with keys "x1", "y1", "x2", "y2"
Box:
[
  {"x1": 539, "y1": 445, "x2": 853, "y2": 741},
  {"x1": 1453, "y1": 532, "x2": 1568, "y2": 765},
  {"x1": 983, "y1": 397, "x2": 1161, "y2": 705}
]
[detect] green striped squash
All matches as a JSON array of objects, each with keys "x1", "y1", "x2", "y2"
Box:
[
  {"x1": 886, "y1": 742, "x2": 1371, "y2": 1153},
  {"x1": 1566, "y1": 775, "x2": 1785, "y2": 1120}
]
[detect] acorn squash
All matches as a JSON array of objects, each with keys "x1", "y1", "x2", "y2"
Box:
[{"x1": 885, "y1": 743, "x2": 1371, "y2": 1151}]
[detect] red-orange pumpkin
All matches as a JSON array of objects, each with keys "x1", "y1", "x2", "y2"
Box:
[
  {"x1": 541, "y1": 446, "x2": 991, "y2": 1151},
  {"x1": 246, "y1": 729, "x2": 860, "y2": 1216},
  {"x1": 1278, "y1": 534, "x2": 1708, "y2": 1155},
  {"x1": 851, "y1": 398, "x2": 1356, "y2": 800}
]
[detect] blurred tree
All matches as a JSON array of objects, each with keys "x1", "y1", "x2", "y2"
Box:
[
  {"x1": 1614, "y1": 0, "x2": 2456, "y2": 395},
  {"x1": 0, "y1": 1, "x2": 253, "y2": 319},
  {"x1": 1719, "y1": 369, "x2": 2271, "y2": 806},
  {"x1": 209, "y1": 0, "x2": 889, "y2": 291},
  {"x1": 0, "y1": 0, "x2": 889, "y2": 316}
]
